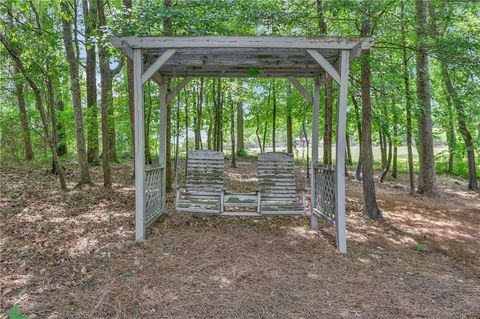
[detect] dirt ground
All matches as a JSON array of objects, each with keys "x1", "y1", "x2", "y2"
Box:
[{"x1": 1, "y1": 158, "x2": 479, "y2": 318}]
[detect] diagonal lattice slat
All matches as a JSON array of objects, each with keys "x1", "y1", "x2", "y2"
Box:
[
  {"x1": 145, "y1": 164, "x2": 165, "y2": 225},
  {"x1": 314, "y1": 164, "x2": 336, "y2": 225}
]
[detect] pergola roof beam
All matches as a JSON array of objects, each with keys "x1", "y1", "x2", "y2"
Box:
[
  {"x1": 306, "y1": 49, "x2": 340, "y2": 84},
  {"x1": 113, "y1": 36, "x2": 371, "y2": 50},
  {"x1": 141, "y1": 49, "x2": 177, "y2": 84},
  {"x1": 288, "y1": 77, "x2": 313, "y2": 104}
]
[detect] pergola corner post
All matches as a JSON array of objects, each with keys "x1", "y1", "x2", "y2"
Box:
[
  {"x1": 133, "y1": 48, "x2": 146, "y2": 241},
  {"x1": 335, "y1": 49, "x2": 350, "y2": 253},
  {"x1": 310, "y1": 76, "x2": 321, "y2": 230},
  {"x1": 159, "y1": 77, "x2": 168, "y2": 212}
]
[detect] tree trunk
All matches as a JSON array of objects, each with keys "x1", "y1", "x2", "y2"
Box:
[
  {"x1": 97, "y1": 0, "x2": 112, "y2": 188},
  {"x1": 272, "y1": 80, "x2": 276, "y2": 152},
  {"x1": 230, "y1": 96, "x2": 236, "y2": 168},
  {"x1": 236, "y1": 100, "x2": 245, "y2": 155},
  {"x1": 392, "y1": 145, "x2": 398, "y2": 178},
  {"x1": 13, "y1": 72, "x2": 34, "y2": 160},
  {"x1": 145, "y1": 84, "x2": 153, "y2": 164},
  {"x1": 83, "y1": 0, "x2": 99, "y2": 164},
  {"x1": 346, "y1": 129, "x2": 353, "y2": 166},
  {"x1": 442, "y1": 65, "x2": 478, "y2": 190},
  {"x1": 380, "y1": 138, "x2": 393, "y2": 183},
  {"x1": 445, "y1": 94, "x2": 456, "y2": 174},
  {"x1": 185, "y1": 86, "x2": 189, "y2": 175},
  {"x1": 317, "y1": 0, "x2": 332, "y2": 165},
  {"x1": 286, "y1": 82, "x2": 293, "y2": 154},
  {"x1": 46, "y1": 74, "x2": 59, "y2": 174},
  {"x1": 61, "y1": 1, "x2": 92, "y2": 186},
  {"x1": 351, "y1": 92, "x2": 362, "y2": 180},
  {"x1": 379, "y1": 131, "x2": 387, "y2": 170},
  {"x1": 164, "y1": 0, "x2": 174, "y2": 192},
  {"x1": 56, "y1": 101, "x2": 67, "y2": 157},
  {"x1": 195, "y1": 78, "x2": 204, "y2": 150},
  {"x1": 123, "y1": 0, "x2": 135, "y2": 171},
  {"x1": 256, "y1": 113, "x2": 263, "y2": 153},
  {"x1": 214, "y1": 79, "x2": 223, "y2": 152},
  {"x1": 1, "y1": 35, "x2": 67, "y2": 190},
  {"x1": 360, "y1": 5, "x2": 382, "y2": 219},
  {"x1": 401, "y1": 1, "x2": 415, "y2": 195},
  {"x1": 415, "y1": 0, "x2": 436, "y2": 195}
]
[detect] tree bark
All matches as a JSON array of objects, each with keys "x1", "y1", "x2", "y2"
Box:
[
  {"x1": 83, "y1": 0, "x2": 99, "y2": 164},
  {"x1": 286, "y1": 82, "x2": 293, "y2": 154},
  {"x1": 230, "y1": 95, "x2": 236, "y2": 168},
  {"x1": 317, "y1": 0, "x2": 332, "y2": 165},
  {"x1": 415, "y1": 0, "x2": 436, "y2": 195},
  {"x1": 401, "y1": 0, "x2": 415, "y2": 195},
  {"x1": 56, "y1": 101, "x2": 67, "y2": 157},
  {"x1": 13, "y1": 72, "x2": 34, "y2": 160},
  {"x1": 351, "y1": 92, "x2": 362, "y2": 180},
  {"x1": 236, "y1": 100, "x2": 245, "y2": 155},
  {"x1": 164, "y1": 0, "x2": 174, "y2": 192},
  {"x1": 61, "y1": 1, "x2": 92, "y2": 186},
  {"x1": 123, "y1": 0, "x2": 135, "y2": 172},
  {"x1": 195, "y1": 78, "x2": 204, "y2": 150},
  {"x1": 360, "y1": 5, "x2": 382, "y2": 219},
  {"x1": 272, "y1": 80, "x2": 276, "y2": 152},
  {"x1": 380, "y1": 137, "x2": 393, "y2": 183},
  {"x1": 346, "y1": 129, "x2": 353, "y2": 166},
  {"x1": 97, "y1": 0, "x2": 112, "y2": 188},
  {"x1": 442, "y1": 65, "x2": 478, "y2": 190}
]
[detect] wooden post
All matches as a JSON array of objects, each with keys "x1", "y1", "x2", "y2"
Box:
[
  {"x1": 310, "y1": 77, "x2": 320, "y2": 229},
  {"x1": 159, "y1": 77, "x2": 168, "y2": 211},
  {"x1": 335, "y1": 50, "x2": 350, "y2": 253},
  {"x1": 133, "y1": 48, "x2": 146, "y2": 241}
]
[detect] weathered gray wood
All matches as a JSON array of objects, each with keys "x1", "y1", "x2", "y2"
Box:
[
  {"x1": 112, "y1": 36, "x2": 372, "y2": 50},
  {"x1": 176, "y1": 150, "x2": 225, "y2": 213},
  {"x1": 257, "y1": 152, "x2": 305, "y2": 215},
  {"x1": 133, "y1": 48, "x2": 146, "y2": 241},
  {"x1": 141, "y1": 49, "x2": 176, "y2": 84},
  {"x1": 159, "y1": 77, "x2": 168, "y2": 212},
  {"x1": 307, "y1": 50, "x2": 340, "y2": 83},
  {"x1": 335, "y1": 50, "x2": 350, "y2": 254}
]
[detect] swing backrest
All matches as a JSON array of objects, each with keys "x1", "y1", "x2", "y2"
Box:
[
  {"x1": 185, "y1": 150, "x2": 225, "y2": 194},
  {"x1": 257, "y1": 152, "x2": 297, "y2": 202}
]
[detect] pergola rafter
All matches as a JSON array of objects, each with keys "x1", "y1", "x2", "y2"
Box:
[{"x1": 111, "y1": 36, "x2": 373, "y2": 253}]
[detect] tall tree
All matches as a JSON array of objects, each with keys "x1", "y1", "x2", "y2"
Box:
[
  {"x1": 360, "y1": 2, "x2": 382, "y2": 219},
  {"x1": 271, "y1": 79, "x2": 276, "y2": 152},
  {"x1": 317, "y1": 0, "x2": 333, "y2": 165},
  {"x1": 236, "y1": 100, "x2": 245, "y2": 155},
  {"x1": 414, "y1": 0, "x2": 436, "y2": 195},
  {"x1": 401, "y1": 0, "x2": 416, "y2": 195},
  {"x1": 13, "y1": 68, "x2": 33, "y2": 161},
  {"x1": 97, "y1": 0, "x2": 112, "y2": 188},
  {"x1": 123, "y1": 0, "x2": 135, "y2": 173},
  {"x1": 164, "y1": 0, "x2": 174, "y2": 192},
  {"x1": 1, "y1": 35, "x2": 67, "y2": 190},
  {"x1": 442, "y1": 65, "x2": 478, "y2": 190},
  {"x1": 286, "y1": 82, "x2": 293, "y2": 154},
  {"x1": 61, "y1": 0, "x2": 92, "y2": 185},
  {"x1": 83, "y1": 0, "x2": 99, "y2": 164}
]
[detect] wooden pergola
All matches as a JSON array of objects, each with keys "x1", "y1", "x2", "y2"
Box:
[{"x1": 111, "y1": 36, "x2": 373, "y2": 253}]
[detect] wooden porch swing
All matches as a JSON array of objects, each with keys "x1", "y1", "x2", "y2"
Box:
[{"x1": 175, "y1": 151, "x2": 306, "y2": 216}]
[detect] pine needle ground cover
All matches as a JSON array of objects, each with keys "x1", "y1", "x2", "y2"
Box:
[{"x1": 1, "y1": 159, "x2": 479, "y2": 318}]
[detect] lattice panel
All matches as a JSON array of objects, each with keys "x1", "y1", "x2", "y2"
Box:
[
  {"x1": 145, "y1": 164, "x2": 165, "y2": 225},
  {"x1": 314, "y1": 165, "x2": 336, "y2": 225}
]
